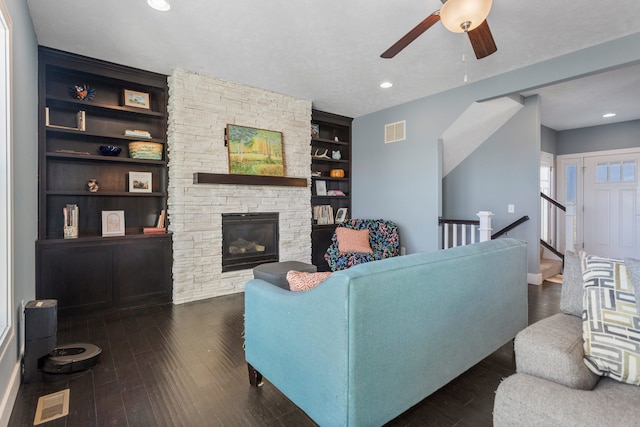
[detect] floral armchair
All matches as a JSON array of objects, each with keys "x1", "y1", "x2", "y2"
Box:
[{"x1": 325, "y1": 219, "x2": 400, "y2": 271}]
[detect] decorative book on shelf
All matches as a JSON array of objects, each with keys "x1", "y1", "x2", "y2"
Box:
[
  {"x1": 143, "y1": 227, "x2": 166, "y2": 234},
  {"x1": 156, "y1": 209, "x2": 166, "y2": 228},
  {"x1": 125, "y1": 129, "x2": 152, "y2": 138},
  {"x1": 313, "y1": 205, "x2": 334, "y2": 225}
]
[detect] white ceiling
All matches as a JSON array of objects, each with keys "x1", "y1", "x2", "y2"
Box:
[{"x1": 26, "y1": 0, "x2": 640, "y2": 130}]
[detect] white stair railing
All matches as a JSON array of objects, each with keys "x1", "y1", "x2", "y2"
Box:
[{"x1": 440, "y1": 211, "x2": 493, "y2": 249}]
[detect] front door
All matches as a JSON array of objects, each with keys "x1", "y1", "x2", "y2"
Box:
[{"x1": 583, "y1": 152, "x2": 639, "y2": 259}]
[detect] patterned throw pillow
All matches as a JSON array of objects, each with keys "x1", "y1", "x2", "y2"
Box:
[
  {"x1": 625, "y1": 258, "x2": 640, "y2": 316},
  {"x1": 335, "y1": 228, "x2": 373, "y2": 255},
  {"x1": 286, "y1": 271, "x2": 333, "y2": 292},
  {"x1": 582, "y1": 255, "x2": 640, "y2": 385}
]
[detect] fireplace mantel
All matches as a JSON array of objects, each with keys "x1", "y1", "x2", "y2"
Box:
[{"x1": 193, "y1": 173, "x2": 307, "y2": 187}]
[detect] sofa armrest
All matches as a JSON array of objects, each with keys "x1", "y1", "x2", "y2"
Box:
[
  {"x1": 515, "y1": 313, "x2": 599, "y2": 390},
  {"x1": 495, "y1": 373, "x2": 640, "y2": 426},
  {"x1": 244, "y1": 276, "x2": 351, "y2": 426}
]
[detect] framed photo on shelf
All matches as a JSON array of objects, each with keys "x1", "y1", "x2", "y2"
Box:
[
  {"x1": 335, "y1": 208, "x2": 348, "y2": 224},
  {"x1": 129, "y1": 171, "x2": 152, "y2": 193},
  {"x1": 315, "y1": 180, "x2": 327, "y2": 196},
  {"x1": 102, "y1": 210, "x2": 125, "y2": 237},
  {"x1": 123, "y1": 89, "x2": 150, "y2": 109}
]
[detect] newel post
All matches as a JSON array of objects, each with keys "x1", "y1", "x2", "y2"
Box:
[
  {"x1": 477, "y1": 211, "x2": 494, "y2": 242},
  {"x1": 564, "y1": 203, "x2": 576, "y2": 252}
]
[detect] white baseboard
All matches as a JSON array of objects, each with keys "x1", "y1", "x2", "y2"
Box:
[
  {"x1": 0, "y1": 360, "x2": 21, "y2": 427},
  {"x1": 528, "y1": 272, "x2": 542, "y2": 285}
]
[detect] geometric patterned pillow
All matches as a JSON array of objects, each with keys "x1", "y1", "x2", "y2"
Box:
[
  {"x1": 626, "y1": 258, "x2": 640, "y2": 316},
  {"x1": 582, "y1": 255, "x2": 640, "y2": 385},
  {"x1": 286, "y1": 271, "x2": 333, "y2": 292}
]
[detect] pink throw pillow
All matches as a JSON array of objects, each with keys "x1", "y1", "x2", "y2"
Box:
[
  {"x1": 335, "y1": 228, "x2": 373, "y2": 255},
  {"x1": 287, "y1": 271, "x2": 333, "y2": 292}
]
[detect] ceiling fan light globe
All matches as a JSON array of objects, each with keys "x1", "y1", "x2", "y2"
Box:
[{"x1": 440, "y1": 0, "x2": 492, "y2": 33}]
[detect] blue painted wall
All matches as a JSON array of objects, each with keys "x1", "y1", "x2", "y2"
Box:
[
  {"x1": 0, "y1": 0, "x2": 38, "y2": 420},
  {"x1": 557, "y1": 119, "x2": 640, "y2": 155},
  {"x1": 443, "y1": 96, "x2": 541, "y2": 273},
  {"x1": 352, "y1": 33, "x2": 640, "y2": 278},
  {"x1": 541, "y1": 125, "x2": 557, "y2": 154}
]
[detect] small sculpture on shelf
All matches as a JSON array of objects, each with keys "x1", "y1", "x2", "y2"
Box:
[
  {"x1": 68, "y1": 84, "x2": 95, "y2": 100},
  {"x1": 87, "y1": 179, "x2": 99, "y2": 193},
  {"x1": 312, "y1": 148, "x2": 330, "y2": 159},
  {"x1": 332, "y1": 150, "x2": 341, "y2": 160}
]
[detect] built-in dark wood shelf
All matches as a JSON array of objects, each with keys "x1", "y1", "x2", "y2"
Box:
[
  {"x1": 37, "y1": 46, "x2": 172, "y2": 313},
  {"x1": 193, "y1": 173, "x2": 307, "y2": 187}
]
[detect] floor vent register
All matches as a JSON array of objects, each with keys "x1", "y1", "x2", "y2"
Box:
[{"x1": 33, "y1": 389, "x2": 70, "y2": 425}]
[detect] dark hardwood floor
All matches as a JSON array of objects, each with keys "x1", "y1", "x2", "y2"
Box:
[{"x1": 9, "y1": 281, "x2": 562, "y2": 426}]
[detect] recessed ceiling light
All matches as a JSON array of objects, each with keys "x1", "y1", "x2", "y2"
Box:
[
  {"x1": 147, "y1": 0, "x2": 170, "y2": 11},
  {"x1": 380, "y1": 82, "x2": 393, "y2": 89},
  {"x1": 602, "y1": 113, "x2": 616, "y2": 118}
]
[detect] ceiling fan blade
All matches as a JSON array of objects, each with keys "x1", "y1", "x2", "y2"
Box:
[
  {"x1": 467, "y1": 20, "x2": 497, "y2": 59},
  {"x1": 381, "y1": 12, "x2": 441, "y2": 59}
]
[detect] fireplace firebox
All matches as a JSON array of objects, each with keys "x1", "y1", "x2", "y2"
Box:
[{"x1": 222, "y1": 213, "x2": 279, "y2": 272}]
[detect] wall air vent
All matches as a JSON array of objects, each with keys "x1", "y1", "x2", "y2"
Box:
[{"x1": 384, "y1": 120, "x2": 406, "y2": 144}]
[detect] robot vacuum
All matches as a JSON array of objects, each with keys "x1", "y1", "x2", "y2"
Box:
[
  {"x1": 23, "y1": 300, "x2": 102, "y2": 381},
  {"x1": 42, "y1": 343, "x2": 102, "y2": 374}
]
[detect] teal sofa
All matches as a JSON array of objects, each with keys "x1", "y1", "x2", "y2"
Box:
[{"x1": 244, "y1": 238, "x2": 528, "y2": 426}]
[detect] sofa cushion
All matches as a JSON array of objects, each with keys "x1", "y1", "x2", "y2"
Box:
[
  {"x1": 335, "y1": 228, "x2": 373, "y2": 255},
  {"x1": 582, "y1": 256, "x2": 640, "y2": 385},
  {"x1": 286, "y1": 270, "x2": 332, "y2": 292},
  {"x1": 515, "y1": 313, "x2": 599, "y2": 390},
  {"x1": 494, "y1": 373, "x2": 640, "y2": 427},
  {"x1": 625, "y1": 257, "x2": 640, "y2": 316},
  {"x1": 560, "y1": 250, "x2": 584, "y2": 317}
]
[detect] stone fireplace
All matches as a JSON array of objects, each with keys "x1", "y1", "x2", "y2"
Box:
[
  {"x1": 222, "y1": 213, "x2": 279, "y2": 272},
  {"x1": 167, "y1": 69, "x2": 312, "y2": 304}
]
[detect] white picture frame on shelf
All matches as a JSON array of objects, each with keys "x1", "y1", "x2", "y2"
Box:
[
  {"x1": 102, "y1": 210, "x2": 125, "y2": 237},
  {"x1": 335, "y1": 208, "x2": 348, "y2": 224},
  {"x1": 129, "y1": 171, "x2": 152, "y2": 193},
  {"x1": 315, "y1": 180, "x2": 327, "y2": 196}
]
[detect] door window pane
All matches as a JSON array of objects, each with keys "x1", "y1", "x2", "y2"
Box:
[
  {"x1": 596, "y1": 163, "x2": 608, "y2": 183},
  {"x1": 622, "y1": 161, "x2": 635, "y2": 181},
  {"x1": 566, "y1": 165, "x2": 577, "y2": 203},
  {"x1": 609, "y1": 162, "x2": 621, "y2": 182}
]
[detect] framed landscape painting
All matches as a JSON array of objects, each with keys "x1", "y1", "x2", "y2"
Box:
[{"x1": 227, "y1": 124, "x2": 284, "y2": 176}]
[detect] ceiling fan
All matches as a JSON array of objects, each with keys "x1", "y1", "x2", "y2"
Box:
[{"x1": 381, "y1": 0, "x2": 497, "y2": 60}]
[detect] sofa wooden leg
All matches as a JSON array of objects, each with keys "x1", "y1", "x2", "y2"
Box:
[{"x1": 247, "y1": 363, "x2": 263, "y2": 387}]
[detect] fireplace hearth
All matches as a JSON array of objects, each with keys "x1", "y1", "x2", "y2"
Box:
[{"x1": 222, "y1": 213, "x2": 279, "y2": 272}]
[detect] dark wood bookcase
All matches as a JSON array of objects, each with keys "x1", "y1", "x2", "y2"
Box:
[
  {"x1": 36, "y1": 47, "x2": 172, "y2": 312},
  {"x1": 310, "y1": 110, "x2": 353, "y2": 271}
]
